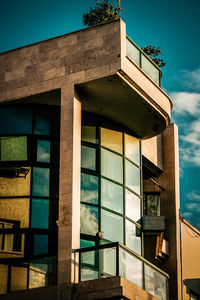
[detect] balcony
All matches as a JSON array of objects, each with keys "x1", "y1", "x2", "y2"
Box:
[
  {"x1": 76, "y1": 242, "x2": 169, "y2": 300},
  {"x1": 126, "y1": 36, "x2": 161, "y2": 87}
]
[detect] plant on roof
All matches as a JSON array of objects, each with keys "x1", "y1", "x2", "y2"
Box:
[
  {"x1": 142, "y1": 45, "x2": 166, "y2": 68},
  {"x1": 83, "y1": 0, "x2": 122, "y2": 27}
]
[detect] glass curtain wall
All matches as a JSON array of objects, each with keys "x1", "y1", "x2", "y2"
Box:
[
  {"x1": 81, "y1": 126, "x2": 142, "y2": 255},
  {"x1": 0, "y1": 104, "x2": 59, "y2": 294}
]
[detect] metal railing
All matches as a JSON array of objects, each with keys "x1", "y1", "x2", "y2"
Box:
[
  {"x1": 76, "y1": 242, "x2": 169, "y2": 300},
  {"x1": 126, "y1": 36, "x2": 162, "y2": 87}
]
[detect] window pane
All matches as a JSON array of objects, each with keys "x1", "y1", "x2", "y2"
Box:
[
  {"x1": 81, "y1": 126, "x2": 96, "y2": 143},
  {"x1": 101, "y1": 178, "x2": 123, "y2": 214},
  {"x1": 32, "y1": 168, "x2": 50, "y2": 197},
  {"x1": 125, "y1": 134, "x2": 140, "y2": 166},
  {"x1": 80, "y1": 204, "x2": 98, "y2": 236},
  {"x1": 34, "y1": 107, "x2": 59, "y2": 136},
  {"x1": 126, "y1": 190, "x2": 141, "y2": 222},
  {"x1": 126, "y1": 220, "x2": 141, "y2": 255},
  {"x1": 0, "y1": 264, "x2": 8, "y2": 294},
  {"x1": 37, "y1": 140, "x2": 51, "y2": 163},
  {"x1": 101, "y1": 149, "x2": 123, "y2": 184},
  {"x1": 81, "y1": 173, "x2": 98, "y2": 205},
  {"x1": 101, "y1": 128, "x2": 122, "y2": 154},
  {"x1": 125, "y1": 160, "x2": 140, "y2": 195},
  {"x1": 81, "y1": 146, "x2": 96, "y2": 171},
  {"x1": 31, "y1": 199, "x2": 49, "y2": 229},
  {"x1": 1, "y1": 136, "x2": 27, "y2": 161},
  {"x1": 0, "y1": 106, "x2": 32, "y2": 135},
  {"x1": 11, "y1": 266, "x2": 28, "y2": 292},
  {"x1": 146, "y1": 194, "x2": 160, "y2": 216},
  {"x1": 126, "y1": 38, "x2": 140, "y2": 66},
  {"x1": 0, "y1": 167, "x2": 31, "y2": 197},
  {"x1": 80, "y1": 239, "x2": 95, "y2": 249},
  {"x1": 34, "y1": 235, "x2": 48, "y2": 256},
  {"x1": 101, "y1": 209, "x2": 123, "y2": 243}
]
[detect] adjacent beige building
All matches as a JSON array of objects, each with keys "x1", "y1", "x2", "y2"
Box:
[{"x1": 0, "y1": 19, "x2": 199, "y2": 300}]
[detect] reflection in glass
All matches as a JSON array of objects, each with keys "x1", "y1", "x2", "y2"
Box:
[
  {"x1": 101, "y1": 209, "x2": 123, "y2": 243},
  {"x1": 126, "y1": 38, "x2": 140, "y2": 66},
  {"x1": 125, "y1": 160, "x2": 140, "y2": 195},
  {"x1": 32, "y1": 168, "x2": 50, "y2": 197},
  {"x1": 101, "y1": 149, "x2": 123, "y2": 184},
  {"x1": 81, "y1": 173, "x2": 98, "y2": 205},
  {"x1": 81, "y1": 126, "x2": 96, "y2": 143},
  {"x1": 125, "y1": 134, "x2": 140, "y2": 166},
  {"x1": 34, "y1": 235, "x2": 48, "y2": 256},
  {"x1": 11, "y1": 266, "x2": 28, "y2": 292},
  {"x1": 126, "y1": 190, "x2": 141, "y2": 222},
  {"x1": 80, "y1": 204, "x2": 98, "y2": 236},
  {"x1": 145, "y1": 264, "x2": 167, "y2": 300},
  {"x1": 81, "y1": 250, "x2": 98, "y2": 281},
  {"x1": 102, "y1": 247, "x2": 116, "y2": 276},
  {"x1": 119, "y1": 247, "x2": 143, "y2": 288},
  {"x1": 101, "y1": 128, "x2": 122, "y2": 154},
  {"x1": 126, "y1": 220, "x2": 141, "y2": 255},
  {"x1": 81, "y1": 146, "x2": 96, "y2": 171},
  {"x1": 80, "y1": 239, "x2": 95, "y2": 249},
  {"x1": 141, "y1": 53, "x2": 160, "y2": 86},
  {"x1": 1, "y1": 136, "x2": 27, "y2": 161},
  {"x1": 37, "y1": 140, "x2": 51, "y2": 163},
  {"x1": 31, "y1": 199, "x2": 49, "y2": 229},
  {"x1": 34, "y1": 107, "x2": 59, "y2": 136},
  {"x1": 101, "y1": 178, "x2": 123, "y2": 214}
]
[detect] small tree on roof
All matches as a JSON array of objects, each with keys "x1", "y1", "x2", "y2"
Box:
[
  {"x1": 83, "y1": 0, "x2": 122, "y2": 27},
  {"x1": 142, "y1": 45, "x2": 166, "y2": 68}
]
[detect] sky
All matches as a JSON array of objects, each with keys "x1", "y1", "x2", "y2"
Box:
[{"x1": 0, "y1": 0, "x2": 200, "y2": 229}]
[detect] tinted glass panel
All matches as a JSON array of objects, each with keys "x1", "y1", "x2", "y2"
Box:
[
  {"x1": 81, "y1": 126, "x2": 96, "y2": 143},
  {"x1": 0, "y1": 106, "x2": 32, "y2": 135},
  {"x1": 34, "y1": 107, "x2": 59, "y2": 136},
  {"x1": 1, "y1": 136, "x2": 27, "y2": 161},
  {"x1": 126, "y1": 190, "x2": 141, "y2": 222},
  {"x1": 125, "y1": 160, "x2": 140, "y2": 195},
  {"x1": 101, "y1": 128, "x2": 122, "y2": 153},
  {"x1": 125, "y1": 134, "x2": 140, "y2": 166},
  {"x1": 101, "y1": 149, "x2": 123, "y2": 184},
  {"x1": 101, "y1": 209, "x2": 123, "y2": 243},
  {"x1": 141, "y1": 53, "x2": 160, "y2": 86},
  {"x1": 81, "y1": 173, "x2": 98, "y2": 204},
  {"x1": 34, "y1": 235, "x2": 48, "y2": 256},
  {"x1": 126, "y1": 220, "x2": 141, "y2": 255},
  {"x1": 101, "y1": 178, "x2": 123, "y2": 214},
  {"x1": 32, "y1": 168, "x2": 50, "y2": 197},
  {"x1": 31, "y1": 199, "x2": 49, "y2": 229},
  {"x1": 126, "y1": 38, "x2": 140, "y2": 66},
  {"x1": 80, "y1": 204, "x2": 98, "y2": 236},
  {"x1": 80, "y1": 239, "x2": 95, "y2": 248},
  {"x1": 37, "y1": 140, "x2": 51, "y2": 163},
  {"x1": 81, "y1": 146, "x2": 96, "y2": 171}
]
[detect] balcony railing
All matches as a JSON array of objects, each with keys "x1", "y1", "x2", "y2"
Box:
[
  {"x1": 126, "y1": 36, "x2": 161, "y2": 87},
  {"x1": 76, "y1": 242, "x2": 169, "y2": 300}
]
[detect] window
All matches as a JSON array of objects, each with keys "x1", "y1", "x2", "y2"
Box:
[
  {"x1": 0, "y1": 220, "x2": 21, "y2": 252},
  {"x1": 143, "y1": 193, "x2": 160, "y2": 216}
]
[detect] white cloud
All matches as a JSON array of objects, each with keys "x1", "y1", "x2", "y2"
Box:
[
  {"x1": 182, "y1": 212, "x2": 193, "y2": 219},
  {"x1": 186, "y1": 202, "x2": 200, "y2": 213},
  {"x1": 187, "y1": 191, "x2": 200, "y2": 202},
  {"x1": 181, "y1": 68, "x2": 200, "y2": 91},
  {"x1": 169, "y1": 91, "x2": 200, "y2": 116}
]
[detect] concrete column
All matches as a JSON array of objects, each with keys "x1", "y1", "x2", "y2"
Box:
[{"x1": 58, "y1": 84, "x2": 81, "y2": 284}]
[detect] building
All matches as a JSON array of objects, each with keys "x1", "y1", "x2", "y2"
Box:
[{"x1": 0, "y1": 19, "x2": 199, "y2": 300}]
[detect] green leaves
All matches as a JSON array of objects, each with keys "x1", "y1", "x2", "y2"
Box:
[
  {"x1": 143, "y1": 45, "x2": 166, "y2": 68},
  {"x1": 83, "y1": 0, "x2": 122, "y2": 27}
]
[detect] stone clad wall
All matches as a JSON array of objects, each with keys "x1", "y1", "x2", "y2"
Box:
[{"x1": 0, "y1": 20, "x2": 121, "y2": 103}]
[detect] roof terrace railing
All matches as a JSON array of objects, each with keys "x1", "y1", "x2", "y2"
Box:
[
  {"x1": 76, "y1": 242, "x2": 169, "y2": 300},
  {"x1": 126, "y1": 36, "x2": 162, "y2": 87}
]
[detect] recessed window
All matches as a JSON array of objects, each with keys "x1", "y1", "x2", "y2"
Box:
[
  {"x1": 101, "y1": 128, "x2": 122, "y2": 154},
  {"x1": 81, "y1": 173, "x2": 99, "y2": 205},
  {"x1": 101, "y1": 178, "x2": 123, "y2": 214},
  {"x1": 80, "y1": 204, "x2": 98, "y2": 236},
  {"x1": 37, "y1": 140, "x2": 51, "y2": 163},
  {"x1": 125, "y1": 160, "x2": 140, "y2": 195},
  {"x1": 101, "y1": 209, "x2": 123, "y2": 243},
  {"x1": 101, "y1": 149, "x2": 123, "y2": 184},
  {"x1": 32, "y1": 167, "x2": 50, "y2": 197},
  {"x1": 1, "y1": 136, "x2": 27, "y2": 161},
  {"x1": 81, "y1": 146, "x2": 96, "y2": 171},
  {"x1": 126, "y1": 190, "x2": 141, "y2": 222},
  {"x1": 31, "y1": 198, "x2": 49, "y2": 229}
]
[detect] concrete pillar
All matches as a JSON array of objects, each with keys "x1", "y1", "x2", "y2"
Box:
[{"x1": 57, "y1": 84, "x2": 81, "y2": 284}]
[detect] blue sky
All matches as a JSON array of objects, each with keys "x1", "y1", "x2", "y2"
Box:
[{"x1": 0, "y1": 0, "x2": 200, "y2": 229}]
